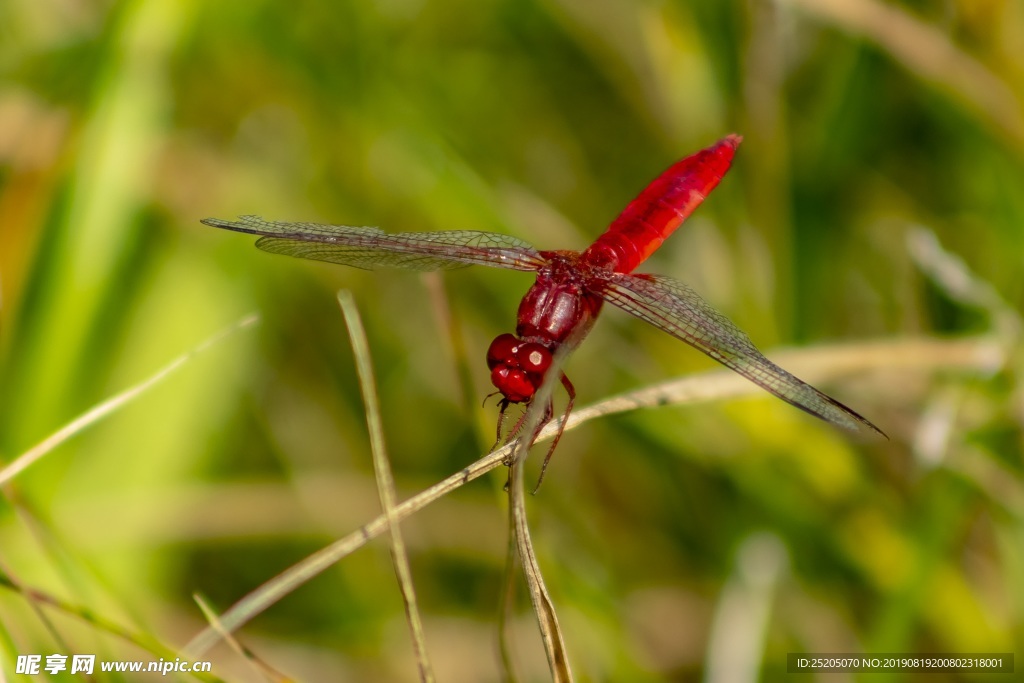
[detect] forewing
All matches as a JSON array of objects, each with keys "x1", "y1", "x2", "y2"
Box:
[
  {"x1": 600, "y1": 273, "x2": 884, "y2": 436},
  {"x1": 202, "y1": 216, "x2": 545, "y2": 272}
]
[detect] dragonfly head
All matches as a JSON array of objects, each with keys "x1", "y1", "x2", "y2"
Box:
[{"x1": 486, "y1": 333, "x2": 553, "y2": 403}]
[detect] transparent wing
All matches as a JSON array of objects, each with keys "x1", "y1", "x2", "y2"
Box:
[
  {"x1": 600, "y1": 272, "x2": 884, "y2": 436},
  {"x1": 202, "y1": 215, "x2": 546, "y2": 272}
]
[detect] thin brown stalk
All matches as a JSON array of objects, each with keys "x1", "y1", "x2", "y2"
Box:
[
  {"x1": 505, "y1": 347, "x2": 574, "y2": 682},
  {"x1": 337, "y1": 290, "x2": 435, "y2": 683},
  {"x1": 497, "y1": 518, "x2": 521, "y2": 683},
  {"x1": 508, "y1": 457, "x2": 573, "y2": 683}
]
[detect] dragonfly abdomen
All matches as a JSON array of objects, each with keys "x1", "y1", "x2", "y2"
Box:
[{"x1": 582, "y1": 135, "x2": 741, "y2": 274}]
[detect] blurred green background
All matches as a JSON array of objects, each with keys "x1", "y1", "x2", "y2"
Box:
[{"x1": 1, "y1": 0, "x2": 1022, "y2": 680}]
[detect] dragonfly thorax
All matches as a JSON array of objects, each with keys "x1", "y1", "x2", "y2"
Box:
[
  {"x1": 514, "y1": 253, "x2": 603, "y2": 344},
  {"x1": 486, "y1": 333, "x2": 553, "y2": 403}
]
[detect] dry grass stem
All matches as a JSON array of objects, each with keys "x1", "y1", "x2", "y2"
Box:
[
  {"x1": 338, "y1": 290, "x2": 435, "y2": 683},
  {"x1": 506, "y1": 346, "x2": 575, "y2": 682}
]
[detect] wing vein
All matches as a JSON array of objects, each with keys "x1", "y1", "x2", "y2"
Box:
[
  {"x1": 600, "y1": 273, "x2": 884, "y2": 436},
  {"x1": 203, "y1": 216, "x2": 545, "y2": 272}
]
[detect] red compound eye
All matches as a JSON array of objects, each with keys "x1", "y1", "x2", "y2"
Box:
[
  {"x1": 486, "y1": 333, "x2": 520, "y2": 370},
  {"x1": 517, "y1": 342, "x2": 551, "y2": 375},
  {"x1": 490, "y1": 365, "x2": 536, "y2": 403}
]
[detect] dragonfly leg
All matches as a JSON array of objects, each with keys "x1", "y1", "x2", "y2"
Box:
[
  {"x1": 498, "y1": 402, "x2": 535, "y2": 467},
  {"x1": 491, "y1": 398, "x2": 511, "y2": 452},
  {"x1": 531, "y1": 372, "x2": 576, "y2": 494},
  {"x1": 498, "y1": 402, "x2": 541, "y2": 489},
  {"x1": 498, "y1": 402, "x2": 534, "y2": 455}
]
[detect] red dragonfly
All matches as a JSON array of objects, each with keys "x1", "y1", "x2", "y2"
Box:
[{"x1": 204, "y1": 135, "x2": 883, "y2": 475}]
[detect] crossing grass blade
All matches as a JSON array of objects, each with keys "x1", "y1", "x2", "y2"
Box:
[{"x1": 337, "y1": 290, "x2": 435, "y2": 683}]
